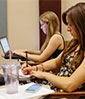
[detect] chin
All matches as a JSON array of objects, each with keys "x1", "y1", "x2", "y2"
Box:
[{"x1": 43, "y1": 32, "x2": 47, "y2": 35}]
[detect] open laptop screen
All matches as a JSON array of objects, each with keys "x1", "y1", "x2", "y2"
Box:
[
  {"x1": 0, "y1": 37, "x2": 26, "y2": 61},
  {"x1": 0, "y1": 37, "x2": 10, "y2": 54}
]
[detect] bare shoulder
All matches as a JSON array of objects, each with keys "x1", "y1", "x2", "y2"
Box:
[
  {"x1": 50, "y1": 33, "x2": 63, "y2": 42},
  {"x1": 48, "y1": 34, "x2": 64, "y2": 50}
]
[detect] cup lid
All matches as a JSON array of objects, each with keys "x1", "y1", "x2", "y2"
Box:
[{"x1": 2, "y1": 62, "x2": 21, "y2": 68}]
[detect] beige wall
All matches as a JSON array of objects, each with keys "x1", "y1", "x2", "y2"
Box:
[
  {"x1": 62, "y1": 0, "x2": 85, "y2": 41},
  {"x1": 7, "y1": 0, "x2": 39, "y2": 50},
  {"x1": 0, "y1": 0, "x2": 85, "y2": 67},
  {"x1": 0, "y1": 0, "x2": 39, "y2": 66}
]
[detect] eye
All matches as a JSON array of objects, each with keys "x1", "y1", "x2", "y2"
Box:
[
  {"x1": 69, "y1": 23, "x2": 72, "y2": 26},
  {"x1": 68, "y1": 23, "x2": 72, "y2": 27},
  {"x1": 41, "y1": 24, "x2": 44, "y2": 26}
]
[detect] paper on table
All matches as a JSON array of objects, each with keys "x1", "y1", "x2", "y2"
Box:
[
  {"x1": 19, "y1": 69, "x2": 30, "y2": 78},
  {"x1": 0, "y1": 82, "x2": 54, "y2": 99}
]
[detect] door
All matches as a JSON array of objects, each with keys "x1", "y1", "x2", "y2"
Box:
[{"x1": 39, "y1": 0, "x2": 61, "y2": 48}]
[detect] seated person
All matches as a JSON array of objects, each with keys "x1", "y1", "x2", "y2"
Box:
[
  {"x1": 21, "y1": 3, "x2": 85, "y2": 92},
  {"x1": 13, "y1": 11, "x2": 65, "y2": 63}
]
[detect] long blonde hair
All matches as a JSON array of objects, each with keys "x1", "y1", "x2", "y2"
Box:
[{"x1": 40, "y1": 11, "x2": 60, "y2": 52}]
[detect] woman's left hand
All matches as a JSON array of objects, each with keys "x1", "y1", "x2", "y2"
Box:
[{"x1": 30, "y1": 71, "x2": 47, "y2": 79}]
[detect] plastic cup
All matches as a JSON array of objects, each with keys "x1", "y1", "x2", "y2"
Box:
[{"x1": 2, "y1": 62, "x2": 20, "y2": 94}]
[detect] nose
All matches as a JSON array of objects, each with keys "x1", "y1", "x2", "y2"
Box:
[
  {"x1": 41, "y1": 25, "x2": 43, "y2": 29},
  {"x1": 40, "y1": 24, "x2": 44, "y2": 30},
  {"x1": 67, "y1": 25, "x2": 71, "y2": 32}
]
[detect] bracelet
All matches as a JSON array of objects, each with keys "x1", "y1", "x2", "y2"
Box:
[
  {"x1": 36, "y1": 65, "x2": 38, "y2": 71},
  {"x1": 40, "y1": 63, "x2": 45, "y2": 72}
]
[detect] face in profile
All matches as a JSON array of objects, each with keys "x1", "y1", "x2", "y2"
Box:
[
  {"x1": 66, "y1": 15, "x2": 78, "y2": 39},
  {"x1": 40, "y1": 20, "x2": 48, "y2": 35}
]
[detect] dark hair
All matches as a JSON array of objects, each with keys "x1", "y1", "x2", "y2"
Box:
[
  {"x1": 62, "y1": 3, "x2": 85, "y2": 69},
  {"x1": 62, "y1": 3, "x2": 85, "y2": 50}
]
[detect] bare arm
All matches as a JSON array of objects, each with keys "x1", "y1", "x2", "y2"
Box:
[
  {"x1": 26, "y1": 50, "x2": 41, "y2": 55},
  {"x1": 37, "y1": 51, "x2": 63, "y2": 71},
  {"x1": 21, "y1": 52, "x2": 63, "y2": 74},
  {"x1": 13, "y1": 34, "x2": 64, "y2": 62},
  {"x1": 27, "y1": 34, "x2": 64, "y2": 62},
  {"x1": 30, "y1": 58, "x2": 85, "y2": 92},
  {"x1": 13, "y1": 49, "x2": 41, "y2": 55}
]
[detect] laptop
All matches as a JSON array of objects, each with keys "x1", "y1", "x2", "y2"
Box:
[{"x1": 0, "y1": 37, "x2": 26, "y2": 61}]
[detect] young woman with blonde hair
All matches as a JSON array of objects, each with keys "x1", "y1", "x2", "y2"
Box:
[{"x1": 14, "y1": 11, "x2": 65, "y2": 63}]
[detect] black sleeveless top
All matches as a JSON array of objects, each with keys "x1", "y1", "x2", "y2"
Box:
[{"x1": 50, "y1": 34, "x2": 65, "y2": 59}]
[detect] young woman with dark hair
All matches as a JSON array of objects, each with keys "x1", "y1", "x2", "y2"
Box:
[{"x1": 22, "y1": 3, "x2": 85, "y2": 92}]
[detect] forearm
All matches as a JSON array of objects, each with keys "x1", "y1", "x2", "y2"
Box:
[
  {"x1": 27, "y1": 50, "x2": 41, "y2": 55},
  {"x1": 44, "y1": 72, "x2": 85, "y2": 92},
  {"x1": 30, "y1": 71, "x2": 71, "y2": 92},
  {"x1": 44, "y1": 73, "x2": 74, "y2": 92},
  {"x1": 32, "y1": 53, "x2": 62, "y2": 71},
  {"x1": 28, "y1": 53, "x2": 50, "y2": 63},
  {"x1": 28, "y1": 54, "x2": 43, "y2": 62},
  {"x1": 36, "y1": 58, "x2": 59, "y2": 71},
  {"x1": 21, "y1": 58, "x2": 58, "y2": 74}
]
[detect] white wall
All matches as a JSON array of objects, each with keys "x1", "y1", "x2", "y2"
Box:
[
  {"x1": 62, "y1": 0, "x2": 85, "y2": 41},
  {"x1": 0, "y1": 0, "x2": 39, "y2": 67}
]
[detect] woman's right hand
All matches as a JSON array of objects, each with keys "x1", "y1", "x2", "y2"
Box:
[
  {"x1": 13, "y1": 49, "x2": 27, "y2": 54},
  {"x1": 21, "y1": 63, "x2": 34, "y2": 75}
]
